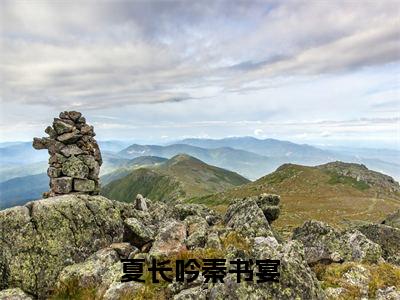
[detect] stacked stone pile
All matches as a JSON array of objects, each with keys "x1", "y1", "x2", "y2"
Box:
[{"x1": 32, "y1": 111, "x2": 102, "y2": 197}]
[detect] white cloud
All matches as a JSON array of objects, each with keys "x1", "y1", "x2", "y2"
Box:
[{"x1": 0, "y1": 0, "x2": 399, "y2": 148}]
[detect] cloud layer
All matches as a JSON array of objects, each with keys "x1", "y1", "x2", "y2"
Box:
[{"x1": 0, "y1": 0, "x2": 399, "y2": 147}]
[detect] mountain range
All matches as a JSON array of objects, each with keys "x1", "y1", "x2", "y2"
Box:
[{"x1": 1, "y1": 137, "x2": 399, "y2": 210}]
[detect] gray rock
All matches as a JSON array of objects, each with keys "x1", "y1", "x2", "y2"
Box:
[
  {"x1": 51, "y1": 177, "x2": 73, "y2": 194},
  {"x1": 60, "y1": 144, "x2": 83, "y2": 157},
  {"x1": 77, "y1": 116, "x2": 86, "y2": 123},
  {"x1": 292, "y1": 220, "x2": 382, "y2": 265},
  {"x1": 185, "y1": 215, "x2": 208, "y2": 249},
  {"x1": 109, "y1": 243, "x2": 136, "y2": 259},
  {"x1": 59, "y1": 111, "x2": 70, "y2": 120},
  {"x1": 256, "y1": 193, "x2": 281, "y2": 222},
  {"x1": 78, "y1": 155, "x2": 97, "y2": 169},
  {"x1": 47, "y1": 167, "x2": 61, "y2": 178},
  {"x1": 49, "y1": 153, "x2": 67, "y2": 167},
  {"x1": 0, "y1": 195, "x2": 126, "y2": 298},
  {"x1": 80, "y1": 124, "x2": 94, "y2": 136},
  {"x1": 174, "y1": 287, "x2": 207, "y2": 300},
  {"x1": 206, "y1": 232, "x2": 222, "y2": 250},
  {"x1": 67, "y1": 111, "x2": 82, "y2": 121},
  {"x1": 103, "y1": 282, "x2": 141, "y2": 300},
  {"x1": 123, "y1": 217, "x2": 154, "y2": 247},
  {"x1": 62, "y1": 156, "x2": 89, "y2": 179},
  {"x1": 357, "y1": 223, "x2": 400, "y2": 265},
  {"x1": 135, "y1": 194, "x2": 148, "y2": 211},
  {"x1": 56, "y1": 248, "x2": 123, "y2": 298},
  {"x1": 53, "y1": 119, "x2": 74, "y2": 134},
  {"x1": 224, "y1": 197, "x2": 274, "y2": 238},
  {"x1": 32, "y1": 137, "x2": 48, "y2": 150},
  {"x1": 376, "y1": 286, "x2": 400, "y2": 300},
  {"x1": 342, "y1": 265, "x2": 370, "y2": 298},
  {"x1": 47, "y1": 141, "x2": 65, "y2": 156},
  {"x1": 74, "y1": 178, "x2": 95, "y2": 192},
  {"x1": 56, "y1": 130, "x2": 82, "y2": 144},
  {"x1": 88, "y1": 162, "x2": 100, "y2": 180},
  {"x1": 208, "y1": 241, "x2": 325, "y2": 300},
  {"x1": 150, "y1": 219, "x2": 187, "y2": 257},
  {"x1": 0, "y1": 288, "x2": 32, "y2": 300},
  {"x1": 45, "y1": 126, "x2": 57, "y2": 139},
  {"x1": 382, "y1": 209, "x2": 400, "y2": 229},
  {"x1": 33, "y1": 111, "x2": 103, "y2": 196}
]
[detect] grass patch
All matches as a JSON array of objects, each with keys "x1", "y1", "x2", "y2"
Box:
[
  {"x1": 312, "y1": 262, "x2": 400, "y2": 300},
  {"x1": 50, "y1": 278, "x2": 97, "y2": 300},
  {"x1": 326, "y1": 171, "x2": 370, "y2": 191}
]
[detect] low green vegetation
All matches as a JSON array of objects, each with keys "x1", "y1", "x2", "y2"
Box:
[
  {"x1": 326, "y1": 171, "x2": 370, "y2": 191},
  {"x1": 102, "y1": 168, "x2": 184, "y2": 203},
  {"x1": 313, "y1": 262, "x2": 400, "y2": 300},
  {"x1": 102, "y1": 154, "x2": 249, "y2": 203}
]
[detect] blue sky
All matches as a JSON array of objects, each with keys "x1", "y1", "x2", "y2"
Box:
[{"x1": 0, "y1": 0, "x2": 399, "y2": 148}]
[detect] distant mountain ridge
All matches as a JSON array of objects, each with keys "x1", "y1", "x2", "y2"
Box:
[
  {"x1": 189, "y1": 161, "x2": 400, "y2": 235},
  {"x1": 177, "y1": 136, "x2": 332, "y2": 159},
  {"x1": 173, "y1": 137, "x2": 400, "y2": 180},
  {"x1": 118, "y1": 143, "x2": 272, "y2": 179}
]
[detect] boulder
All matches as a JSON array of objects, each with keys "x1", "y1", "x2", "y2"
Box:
[
  {"x1": 357, "y1": 223, "x2": 400, "y2": 265},
  {"x1": 123, "y1": 217, "x2": 154, "y2": 247},
  {"x1": 382, "y1": 209, "x2": 400, "y2": 229},
  {"x1": 292, "y1": 220, "x2": 382, "y2": 265},
  {"x1": 135, "y1": 194, "x2": 148, "y2": 211},
  {"x1": 184, "y1": 215, "x2": 209, "y2": 249},
  {"x1": 224, "y1": 197, "x2": 274, "y2": 238},
  {"x1": 256, "y1": 193, "x2": 281, "y2": 222},
  {"x1": 0, "y1": 288, "x2": 32, "y2": 300},
  {"x1": 150, "y1": 219, "x2": 187, "y2": 257},
  {"x1": 174, "y1": 287, "x2": 207, "y2": 300},
  {"x1": 103, "y1": 282, "x2": 142, "y2": 300},
  {"x1": 56, "y1": 248, "x2": 122, "y2": 298},
  {"x1": 208, "y1": 241, "x2": 326, "y2": 300},
  {"x1": 109, "y1": 243, "x2": 136, "y2": 259},
  {"x1": 0, "y1": 195, "x2": 126, "y2": 298}
]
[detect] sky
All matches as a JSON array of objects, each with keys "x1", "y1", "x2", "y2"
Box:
[{"x1": 0, "y1": 0, "x2": 399, "y2": 149}]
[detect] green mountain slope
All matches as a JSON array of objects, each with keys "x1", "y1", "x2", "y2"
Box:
[
  {"x1": 118, "y1": 143, "x2": 272, "y2": 180},
  {"x1": 102, "y1": 154, "x2": 250, "y2": 203},
  {"x1": 101, "y1": 156, "x2": 167, "y2": 185},
  {"x1": 188, "y1": 161, "x2": 400, "y2": 235}
]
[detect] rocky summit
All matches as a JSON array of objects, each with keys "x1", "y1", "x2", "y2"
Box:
[{"x1": 32, "y1": 111, "x2": 102, "y2": 197}]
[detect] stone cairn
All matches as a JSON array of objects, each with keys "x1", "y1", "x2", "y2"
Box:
[{"x1": 33, "y1": 111, "x2": 102, "y2": 197}]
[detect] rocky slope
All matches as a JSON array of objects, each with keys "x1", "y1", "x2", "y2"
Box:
[{"x1": 1, "y1": 193, "x2": 399, "y2": 299}]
